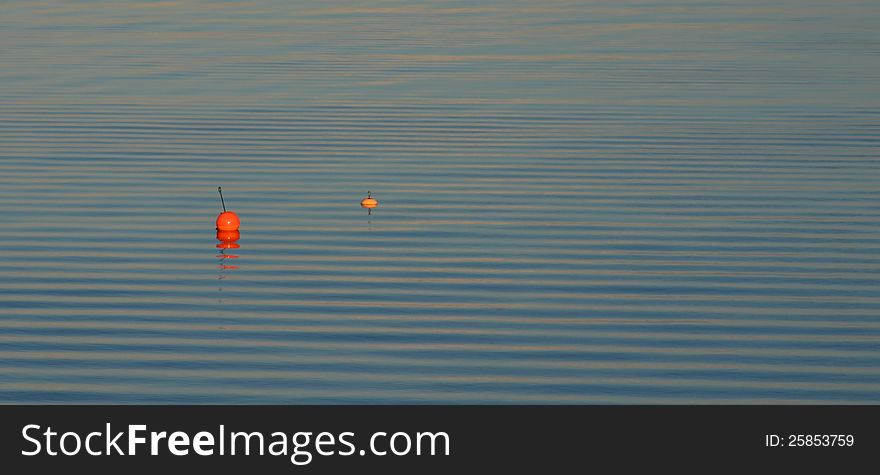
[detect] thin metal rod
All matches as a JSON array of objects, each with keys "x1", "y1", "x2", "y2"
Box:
[{"x1": 218, "y1": 186, "x2": 227, "y2": 212}]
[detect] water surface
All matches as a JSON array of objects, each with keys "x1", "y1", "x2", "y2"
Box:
[{"x1": 1, "y1": 0, "x2": 879, "y2": 403}]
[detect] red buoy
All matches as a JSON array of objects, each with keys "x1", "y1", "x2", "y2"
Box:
[
  {"x1": 216, "y1": 211, "x2": 240, "y2": 231},
  {"x1": 216, "y1": 187, "x2": 240, "y2": 231}
]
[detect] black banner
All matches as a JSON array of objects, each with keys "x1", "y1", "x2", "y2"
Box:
[{"x1": 1, "y1": 406, "x2": 876, "y2": 473}]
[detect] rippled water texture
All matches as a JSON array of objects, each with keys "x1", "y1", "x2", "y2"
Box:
[{"x1": 1, "y1": 1, "x2": 878, "y2": 403}]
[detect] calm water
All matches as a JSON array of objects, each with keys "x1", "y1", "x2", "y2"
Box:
[{"x1": 1, "y1": 1, "x2": 878, "y2": 403}]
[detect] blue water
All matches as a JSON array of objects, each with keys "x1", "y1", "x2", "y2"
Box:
[{"x1": 0, "y1": 0, "x2": 878, "y2": 403}]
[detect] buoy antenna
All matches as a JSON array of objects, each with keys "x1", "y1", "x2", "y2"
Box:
[{"x1": 218, "y1": 186, "x2": 227, "y2": 212}]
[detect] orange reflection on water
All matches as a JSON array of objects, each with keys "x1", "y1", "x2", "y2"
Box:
[{"x1": 216, "y1": 229, "x2": 240, "y2": 269}]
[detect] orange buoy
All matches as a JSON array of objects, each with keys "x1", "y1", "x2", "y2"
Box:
[
  {"x1": 216, "y1": 187, "x2": 240, "y2": 231},
  {"x1": 216, "y1": 211, "x2": 240, "y2": 231},
  {"x1": 360, "y1": 190, "x2": 378, "y2": 209}
]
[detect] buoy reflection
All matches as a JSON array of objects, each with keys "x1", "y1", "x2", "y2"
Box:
[{"x1": 216, "y1": 229, "x2": 240, "y2": 269}]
